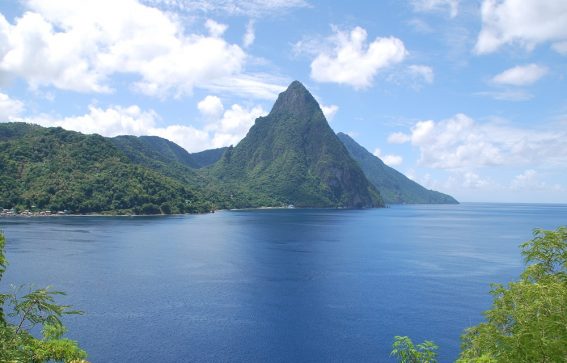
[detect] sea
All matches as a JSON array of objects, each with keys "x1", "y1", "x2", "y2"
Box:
[{"x1": 1, "y1": 203, "x2": 566, "y2": 362}]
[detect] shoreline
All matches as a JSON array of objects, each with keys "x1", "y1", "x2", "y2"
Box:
[
  {"x1": 0, "y1": 210, "x2": 215, "y2": 218},
  {"x1": 1, "y1": 205, "x2": 367, "y2": 218}
]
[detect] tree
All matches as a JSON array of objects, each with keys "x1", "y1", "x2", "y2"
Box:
[
  {"x1": 457, "y1": 227, "x2": 567, "y2": 362},
  {"x1": 391, "y1": 227, "x2": 567, "y2": 363},
  {"x1": 390, "y1": 336, "x2": 438, "y2": 363},
  {"x1": 0, "y1": 231, "x2": 88, "y2": 362}
]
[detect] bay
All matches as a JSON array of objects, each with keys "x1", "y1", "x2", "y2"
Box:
[{"x1": 1, "y1": 203, "x2": 566, "y2": 362}]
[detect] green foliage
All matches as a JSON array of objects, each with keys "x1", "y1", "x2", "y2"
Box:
[
  {"x1": 0, "y1": 232, "x2": 87, "y2": 362},
  {"x1": 391, "y1": 336, "x2": 438, "y2": 363},
  {"x1": 337, "y1": 132, "x2": 457, "y2": 205},
  {"x1": 0, "y1": 123, "x2": 216, "y2": 214},
  {"x1": 190, "y1": 147, "x2": 228, "y2": 168},
  {"x1": 457, "y1": 227, "x2": 567, "y2": 362},
  {"x1": 210, "y1": 81, "x2": 383, "y2": 208},
  {"x1": 111, "y1": 135, "x2": 200, "y2": 174}
]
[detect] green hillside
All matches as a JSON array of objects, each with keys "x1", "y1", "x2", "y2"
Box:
[
  {"x1": 0, "y1": 123, "x2": 215, "y2": 214},
  {"x1": 112, "y1": 135, "x2": 200, "y2": 169},
  {"x1": 191, "y1": 147, "x2": 229, "y2": 168},
  {"x1": 337, "y1": 132, "x2": 458, "y2": 204}
]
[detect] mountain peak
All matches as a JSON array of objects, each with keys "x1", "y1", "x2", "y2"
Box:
[
  {"x1": 212, "y1": 81, "x2": 383, "y2": 208},
  {"x1": 269, "y1": 80, "x2": 322, "y2": 119}
]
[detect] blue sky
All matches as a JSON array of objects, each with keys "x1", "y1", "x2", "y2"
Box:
[{"x1": 0, "y1": 0, "x2": 566, "y2": 203}]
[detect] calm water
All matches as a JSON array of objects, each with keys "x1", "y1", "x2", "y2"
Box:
[{"x1": 1, "y1": 203, "x2": 566, "y2": 362}]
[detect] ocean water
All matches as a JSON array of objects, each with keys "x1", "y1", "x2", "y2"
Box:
[{"x1": 1, "y1": 203, "x2": 566, "y2": 362}]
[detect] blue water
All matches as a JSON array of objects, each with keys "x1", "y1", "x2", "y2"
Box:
[{"x1": 1, "y1": 203, "x2": 566, "y2": 362}]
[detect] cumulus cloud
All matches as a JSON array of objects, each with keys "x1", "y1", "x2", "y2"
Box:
[
  {"x1": 509, "y1": 169, "x2": 564, "y2": 193},
  {"x1": 410, "y1": 170, "x2": 493, "y2": 193},
  {"x1": 28, "y1": 105, "x2": 161, "y2": 139},
  {"x1": 0, "y1": 92, "x2": 24, "y2": 121},
  {"x1": 510, "y1": 169, "x2": 545, "y2": 190},
  {"x1": 410, "y1": 0, "x2": 459, "y2": 18},
  {"x1": 197, "y1": 95, "x2": 224, "y2": 119},
  {"x1": 204, "y1": 19, "x2": 228, "y2": 37},
  {"x1": 492, "y1": 64, "x2": 548, "y2": 86},
  {"x1": 305, "y1": 26, "x2": 407, "y2": 89},
  {"x1": 0, "y1": 0, "x2": 284, "y2": 99},
  {"x1": 243, "y1": 20, "x2": 255, "y2": 48},
  {"x1": 373, "y1": 147, "x2": 403, "y2": 166},
  {"x1": 202, "y1": 102, "x2": 266, "y2": 148},
  {"x1": 388, "y1": 113, "x2": 567, "y2": 169},
  {"x1": 19, "y1": 100, "x2": 266, "y2": 152},
  {"x1": 320, "y1": 104, "x2": 338, "y2": 121},
  {"x1": 475, "y1": 0, "x2": 567, "y2": 54},
  {"x1": 462, "y1": 171, "x2": 490, "y2": 188}
]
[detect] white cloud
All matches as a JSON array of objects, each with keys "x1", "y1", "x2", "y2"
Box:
[
  {"x1": 142, "y1": 0, "x2": 309, "y2": 17},
  {"x1": 509, "y1": 169, "x2": 564, "y2": 193},
  {"x1": 0, "y1": 9, "x2": 112, "y2": 93},
  {"x1": 388, "y1": 132, "x2": 411, "y2": 144},
  {"x1": 510, "y1": 169, "x2": 545, "y2": 190},
  {"x1": 409, "y1": 170, "x2": 493, "y2": 192},
  {"x1": 475, "y1": 0, "x2": 567, "y2": 54},
  {"x1": 552, "y1": 41, "x2": 567, "y2": 55},
  {"x1": 243, "y1": 20, "x2": 255, "y2": 48},
  {"x1": 475, "y1": 89, "x2": 533, "y2": 102},
  {"x1": 0, "y1": 92, "x2": 24, "y2": 120},
  {"x1": 320, "y1": 104, "x2": 338, "y2": 121},
  {"x1": 205, "y1": 103, "x2": 266, "y2": 148},
  {"x1": 151, "y1": 125, "x2": 212, "y2": 152},
  {"x1": 307, "y1": 26, "x2": 407, "y2": 89},
  {"x1": 462, "y1": 171, "x2": 490, "y2": 188},
  {"x1": 373, "y1": 147, "x2": 403, "y2": 166},
  {"x1": 492, "y1": 64, "x2": 548, "y2": 86},
  {"x1": 29, "y1": 104, "x2": 160, "y2": 138},
  {"x1": 407, "y1": 18, "x2": 434, "y2": 33},
  {"x1": 204, "y1": 19, "x2": 228, "y2": 37},
  {"x1": 19, "y1": 100, "x2": 266, "y2": 152},
  {"x1": 408, "y1": 64, "x2": 434, "y2": 84},
  {"x1": 411, "y1": 0, "x2": 459, "y2": 18},
  {"x1": 197, "y1": 95, "x2": 224, "y2": 119},
  {"x1": 0, "y1": 1, "x2": 284, "y2": 99},
  {"x1": 386, "y1": 64, "x2": 435, "y2": 89},
  {"x1": 201, "y1": 73, "x2": 287, "y2": 100},
  {"x1": 382, "y1": 154, "x2": 403, "y2": 167},
  {"x1": 390, "y1": 113, "x2": 567, "y2": 169}
]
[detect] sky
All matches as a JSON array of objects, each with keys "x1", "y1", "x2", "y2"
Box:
[{"x1": 0, "y1": 0, "x2": 566, "y2": 203}]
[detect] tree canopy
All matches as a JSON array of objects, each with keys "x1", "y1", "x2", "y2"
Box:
[
  {"x1": 0, "y1": 231, "x2": 87, "y2": 362},
  {"x1": 457, "y1": 226, "x2": 567, "y2": 362},
  {"x1": 392, "y1": 227, "x2": 567, "y2": 363}
]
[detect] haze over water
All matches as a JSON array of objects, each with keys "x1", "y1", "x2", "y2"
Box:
[{"x1": 2, "y1": 203, "x2": 566, "y2": 362}]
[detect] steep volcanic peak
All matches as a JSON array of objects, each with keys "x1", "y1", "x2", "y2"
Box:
[
  {"x1": 210, "y1": 80, "x2": 383, "y2": 208},
  {"x1": 269, "y1": 80, "x2": 323, "y2": 120}
]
